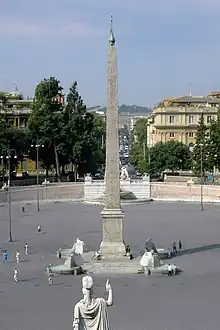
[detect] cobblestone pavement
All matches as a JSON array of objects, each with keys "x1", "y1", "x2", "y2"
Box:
[{"x1": 1, "y1": 202, "x2": 220, "y2": 330}]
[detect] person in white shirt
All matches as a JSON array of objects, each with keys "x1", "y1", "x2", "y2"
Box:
[
  {"x1": 14, "y1": 269, "x2": 19, "y2": 282},
  {"x1": 15, "y1": 250, "x2": 20, "y2": 263},
  {"x1": 172, "y1": 264, "x2": 177, "y2": 275},
  {"x1": 168, "y1": 264, "x2": 172, "y2": 276}
]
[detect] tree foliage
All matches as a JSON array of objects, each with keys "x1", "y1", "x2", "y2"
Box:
[
  {"x1": 193, "y1": 114, "x2": 209, "y2": 174},
  {"x1": 130, "y1": 118, "x2": 148, "y2": 173},
  {"x1": 0, "y1": 77, "x2": 106, "y2": 179},
  {"x1": 131, "y1": 140, "x2": 192, "y2": 175},
  {"x1": 207, "y1": 109, "x2": 220, "y2": 172},
  {"x1": 149, "y1": 140, "x2": 192, "y2": 174},
  {"x1": 27, "y1": 77, "x2": 64, "y2": 179}
]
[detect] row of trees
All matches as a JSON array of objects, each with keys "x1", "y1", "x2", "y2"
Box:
[
  {"x1": 193, "y1": 112, "x2": 220, "y2": 174},
  {"x1": 0, "y1": 77, "x2": 106, "y2": 180},
  {"x1": 131, "y1": 112, "x2": 220, "y2": 175},
  {"x1": 130, "y1": 117, "x2": 192, "y2": 174},
  {"x1": 131, "y1": 139, "x2": 192, "y2": 175}
]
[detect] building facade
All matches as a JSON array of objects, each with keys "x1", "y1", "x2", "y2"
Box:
[
  {"x1": 148, "y1": 95, "x2": 220, "y2": 150},
  {"x1": 0, "y1": 88, "x2": 65, "y2": 172}
]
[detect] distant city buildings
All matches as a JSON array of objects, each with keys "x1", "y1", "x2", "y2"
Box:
[{"x1": 3, "y1": 86, "x2": 220, "y2": 157}]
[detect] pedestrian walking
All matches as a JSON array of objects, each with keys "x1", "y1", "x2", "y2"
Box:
[
  {"x1": 15, "y1": 250, "x2": 20, "y2": 263},
  {"x1": 37, "y1": 225, "x2": 42, "y2": 233},
  {"x1": 168, "y1": 248, "x2": 172, "y2": 259},
  {"x1": 3, "y1": 250, "x2": 8, "y2": 263},
  {"x1": 172, "y1": 264, "x2": 177, "y2": 275},
  {"x1": 24, "y1": 243, "x2": 29, "y2": 255},
  {"x1": 48, "y1": 269, "x2": 53, "y2": 286},
  {"x1": 168, "y1": 264, "x2": 172, "y2": 276},
  {"x1": 14, "y1": 269, "x2": 19, "y2": 282},
  {"x1": 178, "y1": 240, "x2": 182, "y2": 252},
  {"x1": 172, "y1": 241, "x2": 177, "y2": 254}
]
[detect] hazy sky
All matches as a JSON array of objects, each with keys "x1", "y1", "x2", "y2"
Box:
[{"x1": 0, "y1": 0, "x2": 220, "y2": 107}]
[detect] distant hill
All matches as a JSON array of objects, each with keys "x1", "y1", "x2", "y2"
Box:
[{"x1": 88, "y1": 104, "x2": 151, "y2": 114}]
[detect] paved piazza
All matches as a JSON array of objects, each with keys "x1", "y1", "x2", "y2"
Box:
[{"x1": 0, "y1": 202, "x2": 220, "y2": 330}]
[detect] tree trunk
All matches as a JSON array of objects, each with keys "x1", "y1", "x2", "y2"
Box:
[{"x1": 54, "y1": 141, "x2": 61, "y2": 182}]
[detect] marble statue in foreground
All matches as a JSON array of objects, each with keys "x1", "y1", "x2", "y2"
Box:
[{"x1": 73, "y1": 275, "x2": 113, "y2": 330}]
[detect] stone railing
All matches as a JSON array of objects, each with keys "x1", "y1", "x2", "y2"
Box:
[
  {"x1": 0, "y1": 182, "x2": 84, "y2": 204},
  {"x1": 151, "y1": 183, "x2": 220, "y2": 201},
  {"x1": 1, "y1": 181, "x2": 219, "y2": 204}
]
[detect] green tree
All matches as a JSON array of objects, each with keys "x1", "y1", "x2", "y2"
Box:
[
  {"x1": 90, "y1": 115, "x2": 106, "y2": 173},
  {"x1": 130, "y1": 118, "x2": 148, "y2": 173},
  {"x1": 60, "y1": 81, "x2": 105, "y2": 177},
  {"x1": 208, "y1": 109, "x2": 220, "y2": 172},
  {"x1": 193, "y1": 114, "x2": 208, "y2": 174},
  {"x1": 148, "y1": 140, "x2": 192, "y2": 175},
  {"x1": 130, "y1": 144, "x2": 147, "y2": 174},
  {"x1": 28, "y1": 77, "x2": 64, "y2": 180},
  {"x1": 133, "y1": 118, "x2": 148, "y2": 145}
]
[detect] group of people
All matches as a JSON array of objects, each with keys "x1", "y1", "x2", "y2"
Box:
[
  {"x1": 172, "y1": 240, "x2": 182, "y2": 254},
  {"x1": 167, "y1": 263, "x2": 177, "y2": 276},
  {"x1": 2, "y1": 225, "x2": 51, "y2": 285},
  {"x1": 2, "y1": 242, "x2": 29, "y2": 283}
]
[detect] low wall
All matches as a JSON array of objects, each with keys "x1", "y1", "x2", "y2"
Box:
[
  {"x1": 151, "y1": 183, "x2": 220, "y2": 201},
  {"x1": 0, "y1": 183, "x2": 84, "y2": 204},
  {"x1": 0, "y1": 182, "x2": 220, "y2": 204}
]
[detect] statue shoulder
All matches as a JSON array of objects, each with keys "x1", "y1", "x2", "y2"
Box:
[
  {"x1": 96, "y1": 297, "x2": 107, "y2": 305},
  {"x1": 74, "y1": 300, "x2": 84, "y2": 309}
]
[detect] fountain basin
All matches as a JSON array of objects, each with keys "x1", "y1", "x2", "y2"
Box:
[{"x1": 49, "y1": 264, "x2": 83, "y2": 275}]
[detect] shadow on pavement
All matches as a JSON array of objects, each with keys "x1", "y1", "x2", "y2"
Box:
[{"x1": 177, "y1": 244, "x2": 220, "y2": 257}]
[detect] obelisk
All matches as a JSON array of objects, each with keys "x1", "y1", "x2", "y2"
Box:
[{"x1": 100, "y1": 17, "x2": 125, "y2": 258}]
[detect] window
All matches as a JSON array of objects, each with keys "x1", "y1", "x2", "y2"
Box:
[
  {"x1": 189, "y1": 132, "x2": 194, "y2": 138},
  {"x1": 169, "y1": 115, "x2": 174, "y2": 124},
  {"x1": 189, "y1": 115, "x2": 194, "y2": 124},
  {"x1": 170, "y1": 132, "x2": 175, "y2": 138},
  {"x1": 207, "y1": 116, "x2": 212, "y2": 123}
]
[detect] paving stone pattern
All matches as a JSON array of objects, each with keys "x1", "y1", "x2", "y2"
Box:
[{"x1": 0, "y1": 202, "x2": 220, "y2": 329}]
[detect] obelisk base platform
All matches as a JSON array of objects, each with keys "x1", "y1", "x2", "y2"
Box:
[{"x1": 100, "y1": 208, "x2": 125, "y2": 259}]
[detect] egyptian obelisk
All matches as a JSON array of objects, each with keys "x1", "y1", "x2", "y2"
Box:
[{"x1": 100, "y1": 17, "x2": 125, "y2": 258}]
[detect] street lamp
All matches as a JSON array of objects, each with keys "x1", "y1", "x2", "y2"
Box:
[
  {"x1": 6, "y1": 150, "x2": 17, "y2": 242},
  {"x1": 0, "y1": 155, "x2": 4, "y2": 184},
  {"x1": 31, "y1": 142, "x2": 44, "y2": 211},
  {"x1": 199, "y1": 143, "x2": 204, "y2": 211}
]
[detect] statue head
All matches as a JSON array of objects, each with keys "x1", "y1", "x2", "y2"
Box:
[{"x1": 82, "y1": 276, "x2": 94, "y2": 298}]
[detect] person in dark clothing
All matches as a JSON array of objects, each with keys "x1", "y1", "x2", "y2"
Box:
[
  {"x1": 125, "y1": 245, "x2": 131, "y2": 256},
  {"x1": 172, "y1": 241, "x2": 177, "y2": 254},
  {"x1": 178, "y1": 240, "x2": 182, "y2": 252}
]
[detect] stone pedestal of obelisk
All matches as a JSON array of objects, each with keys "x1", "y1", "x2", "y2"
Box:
[{"x1": 99, "y1": 17, "x2": 125, "y2": 259}]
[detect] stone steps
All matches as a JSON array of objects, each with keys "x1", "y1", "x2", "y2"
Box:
[{"x1": 83, "y1": 260, "x2": 142, "y2": 274}]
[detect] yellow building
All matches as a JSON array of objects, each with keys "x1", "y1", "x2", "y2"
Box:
[
  {"x1": 0, "y1": 89, "x2": 35, "y2": 172},
  {"x1": 0, "y1": 89, "x2": 32, "y2": 128},
  {"x1": 148, "y1": 95, "x2": 220, "y2": 150}
]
